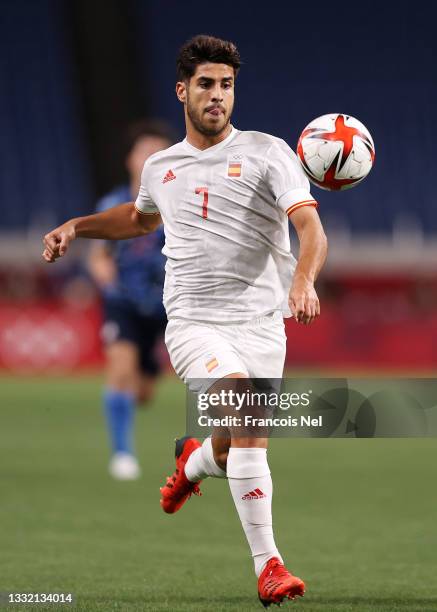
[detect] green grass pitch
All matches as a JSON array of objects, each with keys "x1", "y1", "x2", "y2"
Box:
[{"x1": 1, "y1": 375, "x2": 437, "y2": 611}]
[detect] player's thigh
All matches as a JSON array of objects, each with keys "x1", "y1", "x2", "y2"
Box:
[
  {"x1": 137, "y1": 314, "x2": 167, "y2": 403},
  {"x1": 165, "y1": 319, "x2": 248, "y2": 393},
  {"x1": 101, "y1": 301, "x2": 142, "y2": 387},
  {"x1": 137, "y1": 314, "x2": 166, "y2": 378}
]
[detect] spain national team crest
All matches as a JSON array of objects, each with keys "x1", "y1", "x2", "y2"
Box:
[{"x1": 227, "y1": 154, "x2": 243, "y2": 178}]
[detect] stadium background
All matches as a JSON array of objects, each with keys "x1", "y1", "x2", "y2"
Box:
[{"x1": 1, "y1": 1, "x2": 436, "y2": 611}]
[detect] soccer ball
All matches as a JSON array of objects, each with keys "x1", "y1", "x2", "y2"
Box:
[{"x1": 297, "y1": 113, "x2": 375, "y2": 191}]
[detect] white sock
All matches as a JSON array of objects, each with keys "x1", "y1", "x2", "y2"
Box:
[
  {"x1": 227, "y1": 447, "x2": 283, "y2": 577},
  {"x1": 184, "y1": 437, "x2": 226, "y2": 482}
]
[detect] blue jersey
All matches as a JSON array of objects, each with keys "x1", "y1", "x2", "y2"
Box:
[{"x1": 96, "y1": 185, "x2": 166, "y2": 317}]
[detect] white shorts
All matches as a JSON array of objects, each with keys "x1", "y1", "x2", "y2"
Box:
[{"x1": 165, "y1": 311, "x2": 286, "y2": 392}]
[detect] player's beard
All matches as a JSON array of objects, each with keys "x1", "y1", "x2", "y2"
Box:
[{"x1": 186, "y1": 94, "x2": 232, "y2": 137}]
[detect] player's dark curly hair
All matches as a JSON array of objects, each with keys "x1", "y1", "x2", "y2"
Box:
[{"x1": 176, "y1": 34, "x2": 241, "y2": 81}]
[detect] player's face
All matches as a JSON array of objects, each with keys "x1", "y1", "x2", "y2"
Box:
[{"x1": 178, "y1": 63, "x2": 235, "y2": 137}]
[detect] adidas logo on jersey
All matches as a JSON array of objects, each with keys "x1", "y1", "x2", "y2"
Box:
[
  {"x1": 242, "y1": 488, "x2": 267, "y2": 500},
  {"x1": 163, "y1": 169, "x2": 176, "y2": 183}
]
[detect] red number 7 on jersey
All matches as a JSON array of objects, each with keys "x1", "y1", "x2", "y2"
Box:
[{"x1": 195, "y1": 187, "x2": 208, "y2": 219}]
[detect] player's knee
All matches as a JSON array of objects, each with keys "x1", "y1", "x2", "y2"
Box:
[
  {"x1": 106, "y1": 343, "x2": 139, "y2": 389},
  {"x1": 106, "y1": 368, "x2": 137, "y2": 394},
  {"x1": 213, "y1": 448, "x2": 229, "y2": 471}
]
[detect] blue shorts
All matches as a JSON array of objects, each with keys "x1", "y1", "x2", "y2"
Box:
[{"x1": 101, "y1": 298, "x2": 167, "y2": 376}]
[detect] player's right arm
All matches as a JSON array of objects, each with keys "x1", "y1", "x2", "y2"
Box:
[{"x1": 42, "y1": 203, "x2": 161, "y2": 263}]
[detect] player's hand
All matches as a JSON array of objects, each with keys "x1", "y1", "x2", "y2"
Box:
[
  {"x1": 289, "y1": 276, "x2": 320, "y2": 325},
  {"x1": 42, "y1": 221, "x2": 76, "y2": 263}
]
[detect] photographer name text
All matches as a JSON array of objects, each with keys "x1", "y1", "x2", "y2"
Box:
[{"x1": 197, "y1": 415, "x2": 323, "y2": 428}]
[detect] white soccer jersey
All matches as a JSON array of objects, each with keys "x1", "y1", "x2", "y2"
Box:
[{"x1": 135, "y1": 127, "x2": 317, "y2": 323}]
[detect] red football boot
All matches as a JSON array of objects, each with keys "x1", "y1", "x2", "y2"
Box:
[
  {"x1": 258, "y1": 557, "x2": 305, "y2": 607},
  {"x1": 160, "y1": 436, "x2": 202, "y2": 514}
]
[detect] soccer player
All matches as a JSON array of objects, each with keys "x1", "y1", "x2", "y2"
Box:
[
  {"x1": 88, "y1": 121, "x2": 174, "y2": 480},
  {"x1": 42, "y1": 35, "x2": 327, "y2": 606}
]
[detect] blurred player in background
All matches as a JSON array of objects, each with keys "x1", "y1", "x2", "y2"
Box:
[
  {"x1": 42, "y1": 36, "x2": 327, "y2": 606},
  {"x1": 88, "y1": 120, "x2": 174, "y2": 480}
]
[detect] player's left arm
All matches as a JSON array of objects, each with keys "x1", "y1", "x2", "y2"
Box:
[
  {"x1": 42, "y1": 204, "x2": 162, "y2": 263},
  {"x1": 288, "y1": 206, "x2": 328, "y2": 325},
  {"x1": 43, "y1": 158, "x2": 162, "y2": 263}
]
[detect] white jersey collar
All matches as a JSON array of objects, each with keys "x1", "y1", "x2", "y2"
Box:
[{"x1": 183, "y1": 125, "x2": 238, "y2": 156}]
